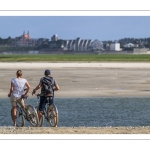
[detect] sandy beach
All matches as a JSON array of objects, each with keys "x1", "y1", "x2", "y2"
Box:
[
  {"x1": 1, "y1": 62, "x2": 150, "y2": 134},
  {"x1": 1, "y1": 62, "x2": 150, "y2": 99}
]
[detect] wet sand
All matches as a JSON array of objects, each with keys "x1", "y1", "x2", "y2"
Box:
[
  {"x1": 0, "y1": 62, "x2": 150, "y2": 134},
  {"x1": 1, "y1": 62, "x2": 150, "y2": 99}
]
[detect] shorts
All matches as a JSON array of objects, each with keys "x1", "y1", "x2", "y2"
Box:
[
  {"x1": 10, "y1": 94, "x2": 25, "y2": 107},
  {"x1": 39, "y1": 96, "x2": 54, "y2": 112}
]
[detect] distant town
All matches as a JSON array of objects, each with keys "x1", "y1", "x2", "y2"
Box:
[{"x1": 0, "y1": 31, "x2": 150, "y2": 54}]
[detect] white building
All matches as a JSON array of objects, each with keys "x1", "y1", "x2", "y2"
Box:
[
  {"x1": 65, "y1": 37, "x2": 92, "y2": 51},
  {"x1": 51, "y1": 34, "x2": 58, "y2": 41},
  {"x1": 124, "y1": 43, "x2": 134, "y2": 48},
  {"x1": 90, "y1": 40, "x2": 104, "y2": 51},
  {"x1": 110, "y1": 42, "x2": 122, "y2": 51}
]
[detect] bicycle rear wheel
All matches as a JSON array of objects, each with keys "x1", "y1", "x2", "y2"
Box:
[
  {"x1": 47, "y1": 104, "x2": 58, "y2": 127},
  {"x1": 35, "y1": 106, "x2": 44, "y2": 127},
  {"x1": 11, "y1": 106, "x2": 25, "y2": 127},
  {"x1": 26, "y1": 105, "x2": 39, "y2": 127}
]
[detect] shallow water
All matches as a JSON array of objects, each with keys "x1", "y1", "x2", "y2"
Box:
[{"x1": 1, "y1": 97, "x2": 150, "y2": 127}]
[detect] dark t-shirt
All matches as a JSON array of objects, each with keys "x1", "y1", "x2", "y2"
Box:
[{"x1": 40, "y1": 76, "x2": 57, "y2": 96}]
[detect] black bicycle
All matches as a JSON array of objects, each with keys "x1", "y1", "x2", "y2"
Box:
[
  {"x1": 11, "y1": 95, "x2": 39, "y2": 127},
  {"x1": 35, "y1": 93, "x2": 58, "y2": 127}
]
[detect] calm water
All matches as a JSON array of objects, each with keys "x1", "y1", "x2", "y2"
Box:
[{"x1": 1, "y1": 97, "x2": 150, "y2": 127}]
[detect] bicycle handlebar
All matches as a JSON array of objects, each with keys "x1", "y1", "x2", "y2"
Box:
[
  {"x1": 21, "y1": 95, "x2": 29, "y2": 99},
  {"x1": 24, "y1": 88, "x2": 27, "y2": 91},
  {"x1": 34, "y1": 93, "x2": 41, "y2": 99}
]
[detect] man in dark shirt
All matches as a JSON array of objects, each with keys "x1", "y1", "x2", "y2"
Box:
[{"x1": 32, "y1": 69, "x2": 59, "y2": 122}]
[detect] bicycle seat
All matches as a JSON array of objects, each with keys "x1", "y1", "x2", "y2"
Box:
[
  {"x1": 21, "y1": 95, "x2": 29, "y2": 99},
  {"x1": 45, "y1": 94, "x2": 53, "y2": 97}
]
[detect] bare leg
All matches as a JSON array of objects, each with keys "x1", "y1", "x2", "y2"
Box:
[
  {"x1": 21, "y1": 105, "x2": 26, "y2": 112},
  {"x1": 12, "y1": 106, "x2": 17, "y2": 126},
  {"x1": 38, "y1": 111, "x2": 43, "y2": 122},
  {"x1": 22, "y1": 105, "x2": 25, "y2": 109}
]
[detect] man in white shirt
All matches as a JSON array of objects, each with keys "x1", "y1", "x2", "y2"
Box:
[{"x1": 8, "y1": 70, "x2": 30, "y2": 126}]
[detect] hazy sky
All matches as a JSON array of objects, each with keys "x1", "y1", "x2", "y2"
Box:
[{"x1": 0, "y1": 16, "x2": 150, "y2": 41}]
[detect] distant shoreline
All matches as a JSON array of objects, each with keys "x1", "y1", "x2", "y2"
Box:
[{"x1": 1, "y1": 62, "x2": 150, "y2": 69}]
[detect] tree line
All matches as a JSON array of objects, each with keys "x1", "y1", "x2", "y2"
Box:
[{"x1": 0, "y1": 37, "x2": 12, "y2": 45}]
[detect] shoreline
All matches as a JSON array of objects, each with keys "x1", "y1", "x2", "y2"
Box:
[
  {"x1": 0, "y1": 126, "x2": 150, "y2": 134},
  {"x1": 1, "y1": 62, "x2": 150, "y2": 98},
  {"x1": 1, "y1": 62, "x2": 150, "y2": 69}
]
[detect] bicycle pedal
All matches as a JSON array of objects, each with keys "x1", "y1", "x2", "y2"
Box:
[
  {"x1": 19, "y1": 113, "x2": 23, "y2": 115},
  {"x1": 26, "y1": 116, "x2": 30, "y2": 121},
  {"x1": 27, "y1": 118, "x2": 30, "y2": 121}
]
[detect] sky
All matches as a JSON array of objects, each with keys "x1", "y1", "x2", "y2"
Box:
[{"x1": 0, "y1": 16, "x2": 150, "y2": 42}]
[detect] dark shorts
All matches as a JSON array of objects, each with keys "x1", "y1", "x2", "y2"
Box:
[{"x1": 39, "y1": 96, "x2": 54, "y2": 112}]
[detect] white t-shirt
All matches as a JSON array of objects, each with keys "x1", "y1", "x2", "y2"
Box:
[{"x1": 11, "y1": 78, "x2": 27, "y2": 98}]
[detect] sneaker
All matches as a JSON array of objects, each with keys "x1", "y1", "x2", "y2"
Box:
[{"x1": 14, "y1": 124, "x2": 19, "y2": 127}]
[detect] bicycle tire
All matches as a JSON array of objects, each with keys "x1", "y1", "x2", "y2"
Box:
[
  {"x1": 11, "y1": 106, "x2": 25, "y2": 127},
  {"x1": 35, "y1": 106, "x2": 44, "y2": 127},
  {"x1": 26, "y1": 105, "x2": 39, "y2": 127},
  {"x1": 47, "y1": 104, "x2": 58, "y2": 127}
]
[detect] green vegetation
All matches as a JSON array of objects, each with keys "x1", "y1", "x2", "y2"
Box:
[{"x1": 0, "y1": 54, "x2": 150, "y2": 62}]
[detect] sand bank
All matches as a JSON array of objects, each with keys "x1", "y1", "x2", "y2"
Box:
[
  {"x1": 0, "y1": 62, "x2": 150, "y2": 98},
  {"x1": 0, "y1": 62, "x2": 150, "y2": 69}
]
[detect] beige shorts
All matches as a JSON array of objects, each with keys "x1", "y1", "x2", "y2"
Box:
[{"x1": 10, "y1": 94, "x2": 25, "y2": 107}]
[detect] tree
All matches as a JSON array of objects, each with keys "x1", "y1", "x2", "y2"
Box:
[
  {"x1": 147, "y1": 38, "x2": 150, "y2": 48},
  {"x1": 7, "y1": 36, "x2": 12, "y2": 45}
]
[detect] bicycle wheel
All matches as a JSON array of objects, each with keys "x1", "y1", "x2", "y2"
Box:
[
  {"x1": 11, "y1": 107, "x2": 25, "y2": 127},
  {"x1": 47, "y1": 104, "x2": 58, "y2": 127},
  {"x1": 26, "y1": 105, "x2": 39, "y2": 127},
  {"x1": 35, "y1": 106, "x2": 44, "y2": 127}
]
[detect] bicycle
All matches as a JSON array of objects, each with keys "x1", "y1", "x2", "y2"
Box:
[
  {"x1": 35, "y1": 93, "x2": 58, "y2": 127},
  {"x1": 11, "y1": 95, "x2": 39, "y2": 127}
]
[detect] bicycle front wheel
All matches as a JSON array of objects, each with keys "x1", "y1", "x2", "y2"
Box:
[
  {"x1": 47, "y1": 104, "x2": 58, "y2": 127},
  {"x1": 11, "y1": 106, "x2": 25, "y2": 127},
  {"x1": 26, "y1": 105, "x2": 39, "y2": 127}
]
